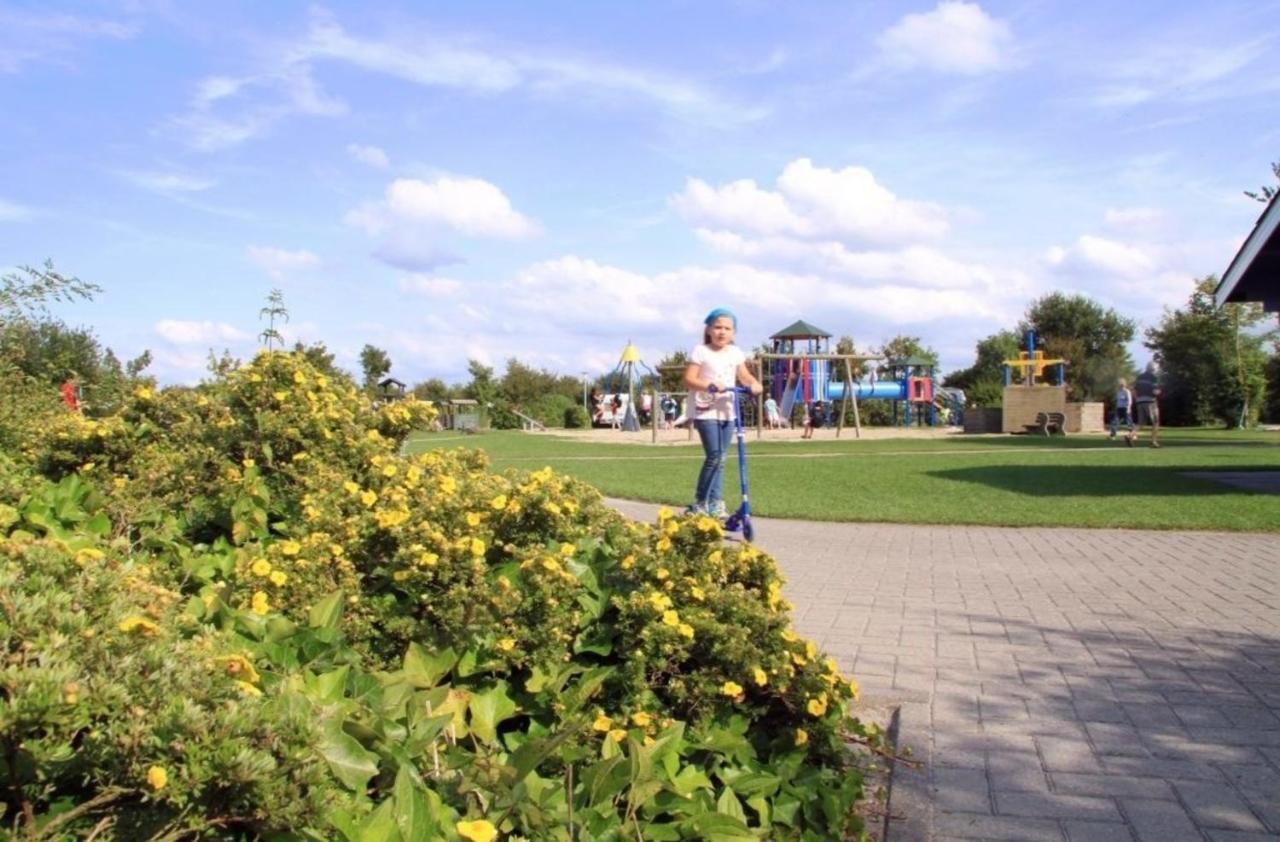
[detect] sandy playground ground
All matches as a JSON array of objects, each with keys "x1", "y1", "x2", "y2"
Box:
[{"x1": 531, "y1": 424, "x2": 968, "y2": 447}]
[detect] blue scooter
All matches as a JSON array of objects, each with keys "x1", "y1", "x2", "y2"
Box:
[{"x1": 709, "y1": 384, "x2": 755, "y2": 542}]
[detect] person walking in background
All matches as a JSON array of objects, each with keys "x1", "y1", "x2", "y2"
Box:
[
  {"x1": 764, "y1": 395, "x2": 782, "y2": 429},
  {"x1": 1132, "y1": 363, "x2": 1161, "y2": 448},
  {"x1": 810, "y1": 400, "x2": 827, "y2": 435},
  {"x1": 1110, "y1": 378, "x2": 1134, "y2": 441},
  {"x1": 801, "y1": 401, "x2": 814, "y2": 439},
  {"x1": 683, "y1": 307, "x2": 762, "y2": 516}
]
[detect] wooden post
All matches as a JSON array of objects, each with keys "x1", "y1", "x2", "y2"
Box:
[
  {"x1": 755, "y1": 356, "x2": 764, "y2": 440},
  {"x1": 651, "y1": 385, "x2": 658, "y2": 444},
  {"x1": 845, "y1": 358, "x2": 862, "y2": 438}
]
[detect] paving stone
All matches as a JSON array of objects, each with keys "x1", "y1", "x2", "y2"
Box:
[
  {"x1": 1174, "y1": 781, "x2": 1268, "y2": 832},
  {"x1": 996, "y1": 792, "x2": 1123, "y2": 822},
  {"x1": 1050, "y1": 773, "x2": 1174, "y2": 800},
  {"x1": 1038, "y1": 737, "x2": 1104, "y2": 774},
  {"x1": 933, "y1": 766, "x2": 993, "y2": 814},
  {"x1": 936, "y1": 811, "x2": 1066, "y2": 841},
  {"x1": 1120, "y1": 798, "x2": 1203, "y2": 841},
  {"x1": 1064, "y1": 820, "x2": 1138, "y2": 842}
]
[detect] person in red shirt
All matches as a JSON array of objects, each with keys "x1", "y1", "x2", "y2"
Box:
[{"x1": 60, "y1": 375, "x2": 80, "y2": 412}]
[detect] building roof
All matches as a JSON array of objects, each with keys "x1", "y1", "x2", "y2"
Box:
[
  {"x1": 1216, "y1": 192, "x2": 1280, "y2": 312},
  {"x1": 770, "y1": 319, "x2": 832, "y2": 339}
]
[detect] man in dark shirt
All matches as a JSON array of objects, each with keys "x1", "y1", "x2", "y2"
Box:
[{"x1": 1132, "y1": 363, "x2": 1161, "y2": 448}]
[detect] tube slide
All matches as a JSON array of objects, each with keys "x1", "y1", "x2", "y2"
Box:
[{"x1": 825, "y1": 380, "x2": 908, "y2": 401}]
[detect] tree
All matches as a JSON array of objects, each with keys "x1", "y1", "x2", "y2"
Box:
[
  {"x1": 1245, "y1": 160, "x2": 1280, "y2": 204},
  {"x1": 655, "y1": 350, "x2": 689, "y2": 393},
  {"x1": 359, "y1": 344, "x2": 392, "y2": 392},
  {"x1": 258, "y1": 289, "x2": 289, "y2": 351},
  {"x1": 875, "y1": 335, "x2": 938, "y2": 373},
  {"x1": 499, "y1": 358, "x2": 579, "y2": 407},
  {"x1": 292, "y1": 341, "x2": 352, "y2": 385},
  {"x1": 0, "y1": 260, "x2": 100, "y2": 325},
  {"x1": 412, "y1": 378, "x2": 452, "y2": 402},
  {"x1": 1145, "y1": 276, "x2": 1273, "y2": 427},
  {"x1": 944, "y1": 330, "x2": 1022, "y2": 408},
  {"x1": 464, "y1": 359, "x2": 497, "y2": 405},
  {"x1": 1021, "y1": 293, "x2": 1135, "y2": 399}
]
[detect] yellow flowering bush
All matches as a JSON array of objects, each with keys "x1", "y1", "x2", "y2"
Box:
[{"x1": 2, "y1": 349, "x2": 877, "y2": 839}]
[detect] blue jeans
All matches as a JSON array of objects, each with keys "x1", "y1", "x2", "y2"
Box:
[
  {"x1": 1110, "y1": 407, "x2": 1133, "y2": 436},
  {"x1": 693, "y1": 419, "x2": 732, "y2": 508}
]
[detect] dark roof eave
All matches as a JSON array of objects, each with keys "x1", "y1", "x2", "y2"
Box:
[{"x1": 1216, "y1": 192, "x2": 1280, "y2": 310}]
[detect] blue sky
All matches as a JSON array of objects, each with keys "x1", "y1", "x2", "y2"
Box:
[{"x1": 2, "y1": 1, "x2": 1277, "y2": 385}]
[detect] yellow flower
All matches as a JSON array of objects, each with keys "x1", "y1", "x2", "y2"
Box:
[
  {"x1": 677, "y1": 623, "x2": 695, "y2": 640},
  {"x1": 782, "y1": 629, "x2": 798, "y2": 643},
  {"x1": 280, "y1": 540, "x2": 301, "y2": 556},
  {"x1": 360, "y1": 490, "x2": 378, "y2": 507},
  {"x1": 242, "y1": 457, "x2": 255, "y2": 469},
  {"x1": 690, "y1": 585, "x2": 705, "y2": 601},
  {"x1": 490, "y1": 494, "x2": 508, "y2": 510},
  {"x1": 134, "y1": 386, "x2": 154, "y2": 400},
  {"x1": 708, "y1": 550, "x2": 723, "y2": 565},
  {"x1": 753, "y1": 667, "x2": 768, "y2": 687},
  {"x1": 251, "y1": 558, "x2": 272, "y2": 576},
  {"x1": 470, "y1": 538, "x2": 485, "y2": 557},
  {"x1": 251, "y1": 591, "x2": 270, "y2": 615},
  {"x1": 343, "y1": 480, "x2": 360, "y2": 495},
  {"x1": 620, "y1": 554, "x2": 635, "y2": 570},
  {"x1": 269, "y1": 570, "x2": 288, "y2": 587},
  {"x1": 146, "y1": 765, "x2": 168, "y2": 791},
  {"x1": 466, "y1": 512, "x2": 482, "y2": 527},
  {"x1": 721, "y1": 681, "x2": 744, "y2": 697},
  {"x1": 847, "y1": 678, "x2": 860, "y2": 700},
  {"x1": 293, "y1": 370, "x2": 306, "y2": 384},
  {"x1": 806, "y1": 695, "x2": 828, "y2": 717},
  {"x1": 655, "y1": 567, "x2": 670, "y2": 580},
  {"x1": 496, "y1": 638, "x2": 515, "y2": 652},
  {"x1": 609, "y1": 728, "x2": 629, "y2": 743},
  {"x1": 794, "y1": 729, "x2": 809, "y2": 747},
  {"x1": 74, "y1": 547, "x2": 104, "y2": 565},
  {"x1": 662, "y1": 610, "x2": 680, "y2": 627},
  {"x1": 235, "y1": 679, "x2": 263, "y2": 696},
  {"x1": 559, "y1": 542, "x2": 574, "y2": 557},
  {"x1": 63, "y1": 683, "x2": 79, "y2": 705},
  {"x1": 455, "y1": 819, "x2": 498, "y2": 842},
  {"x1": 418, "y1": 552, "x2": 439, "y2": 567},
  {"x1": 118, "y1": 616, "x2": 158, "y2": 635},
  {"x1": 382, "y1": 464, "x2": 397, "y2": 477},
  {"x1": 273, "y1": 390, "x2": 288, "y2": 402},
  {"x1": 656, "y1": 537, "x2": 672, "y2": 553},
  {"x1": 542, "y1": 501, "x2": 561, "y2": 515},
  {"x1": 393, "y1": 570, "x2": 411, "y2": 582},
  {"x1": 214, "y1": 654, "x2": 261, "y2": 684},
  {"x1": 696, "y1": 516, "x2": 720, "y2": 533},
  {"x1": 592, "y1": 713, "x2": 613, "y2": 732},
  {"x1": 631, "y1": 711, "x2": 652, "y2": 727}
]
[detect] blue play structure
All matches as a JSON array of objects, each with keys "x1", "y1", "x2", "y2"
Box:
[{"x1": 768, "y1": 319, "x2": 957, "y2": 427}]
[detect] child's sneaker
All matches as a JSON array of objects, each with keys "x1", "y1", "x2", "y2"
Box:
[
  {"x1": 684, "y1": 503, "x2": 706, "y2": 516},
  {"x1": 709, "y1": 501, "x2": 728, "y2": 518}
]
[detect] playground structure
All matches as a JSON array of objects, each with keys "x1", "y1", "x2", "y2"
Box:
[
  {"x1": 600, "y1": 341, "x2": 658, "y2": 432},
  {"x1": 998, "y1": 329, "x2": 1103, "y2": 434},
  {"x1": 763, "y1": 320, "x2": 958, "y2": 437}
]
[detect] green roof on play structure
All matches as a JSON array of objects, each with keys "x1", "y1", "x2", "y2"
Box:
[{"x1": 770, "y1": 319, "x2": 831, "y2": 339}]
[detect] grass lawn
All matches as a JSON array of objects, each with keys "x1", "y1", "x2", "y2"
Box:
[{"x1": 404, "y1": 428, "x2": 1280, "y2": 532}]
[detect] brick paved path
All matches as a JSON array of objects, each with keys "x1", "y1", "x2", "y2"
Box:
[{"x1": 607, "y1": 500, "x2": 1280, "y2": 841}]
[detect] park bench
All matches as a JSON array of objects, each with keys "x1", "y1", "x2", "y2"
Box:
[{"x1": 1024, "y1": 411, "x2": 1066, "y2": 436}]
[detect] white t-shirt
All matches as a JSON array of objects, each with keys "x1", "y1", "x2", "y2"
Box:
[{"x1": 688, "y1": 343, "x2": 746, "y2": 420}]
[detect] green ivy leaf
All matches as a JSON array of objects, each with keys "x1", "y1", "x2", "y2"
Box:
[
  {"x1": 319, "y1": 721, "x2": 379, "y2": 792},
  {"x1": 468, "y1": 680, "x2": 518, "y2": 744},
  {"x1": 358, "y1": 798, "x2": 402, "y2": 842},
  {"x1": 402, "y1": 643, "x2": 457, "y2": 688},
  {"x1": 309, "y1": 590, "x2": 344, "y2": 630},
  {"x1": 716, "y1": 787, "x2": 746, "y2": 823},
  {"x1": 392, "y1": 766, "x2": 432, "y2": 842}
]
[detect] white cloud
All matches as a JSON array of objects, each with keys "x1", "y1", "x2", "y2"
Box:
[
  {"x1": 170, "y1": 10, "x2": 759, "y2": 150},
  {"x1": 1092, "y1": 39, "x2": 1271, "y2": 108},
  {"x1": 876, "y1": 2, "x2": 1014, "y2": 75},
  {"x1": 347, "y1": 143, "x2": 390, "y2": 169},
  {"x1": 673, "y1": 158, "x2": 949, "y2": 247},
  {"x1": 399, "y1": 275, "x2": 463, "y2": 296},
  {"x1": 154, "y1": 319, "x2": 250, "y2": 345},
  {"x1": 1046, "y1": 234, "x2": 1156, "y2": 279},
  {"x1": 347, "y1": 176, "x2": 538, "y2": 270},
  {"x1": 0, "y1": 198, "x2": 34, "y2": 221},
  {"x1": 0, "y1": 10, "x2": 139, "y2": 73},
  {"x1": 1104, "y1": 207, "x2": 1167, "y2": 231},
  {"x1": 246, "y1": 246, "x2": 322, "y2": 279},
  {"x1": 122, "y1": 171, "x2": 216, "y2": 194}
]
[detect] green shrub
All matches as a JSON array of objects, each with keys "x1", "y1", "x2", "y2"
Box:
[{"x1": 2, "y1": 350, "x2": 878, "y2": 839}]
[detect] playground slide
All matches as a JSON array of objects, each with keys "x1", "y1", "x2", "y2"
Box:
[
  {"x1": 778, "y1": 374, "x2": 799, "y2": 419},
  {"x1": 824, "y1": 381, "x2": 908, "y2": 402}
]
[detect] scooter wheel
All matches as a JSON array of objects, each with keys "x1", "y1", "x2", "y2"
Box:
[
  {"x1": 724, "y1": 513, "x2": 742, "y2": 532},
  {"x1": 742, "y1": 520, "x2": 754, "y2": 542}
]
